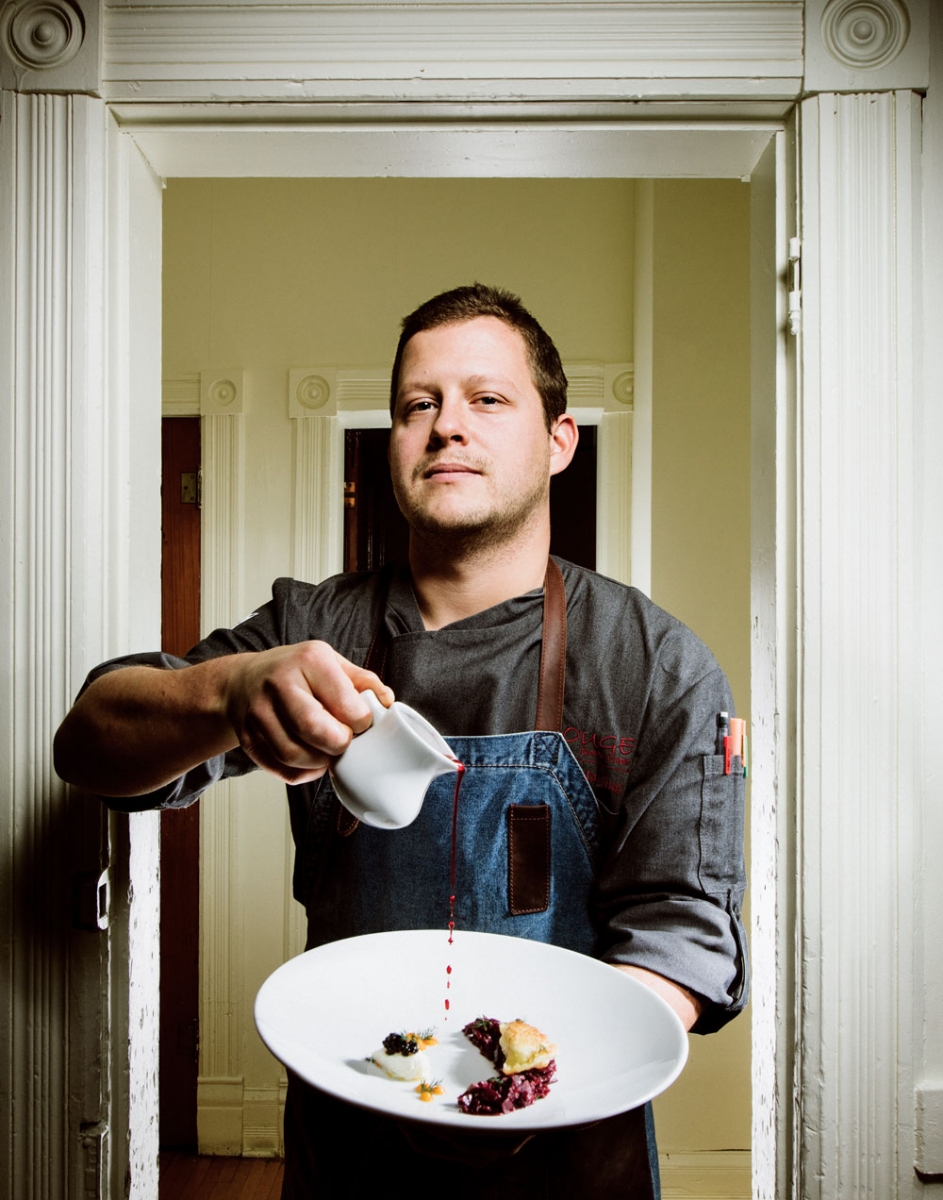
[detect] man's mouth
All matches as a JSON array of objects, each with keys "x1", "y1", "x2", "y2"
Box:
[{"x1": 422, "y1": 461, "x2": 481, "y2": 480}]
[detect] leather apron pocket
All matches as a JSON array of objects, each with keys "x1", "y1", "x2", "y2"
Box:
[{"x1": 508, "y1": 803, "x2": 551, "y2": 914}]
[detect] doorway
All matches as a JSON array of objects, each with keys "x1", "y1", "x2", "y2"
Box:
[{"x1": 162, "y1": 173, "x2": 762, "y2": 1190}]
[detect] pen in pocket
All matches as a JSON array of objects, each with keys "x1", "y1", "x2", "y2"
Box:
[
  {"x1": 715, "y1": 711, "x2": 729, "y2": 755},
  {"x1": 728, "y1": 717, "x2": 747, "y2": 778}
]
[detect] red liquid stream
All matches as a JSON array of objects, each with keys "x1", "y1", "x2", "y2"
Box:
[{"x1": 445, "y1": 759, "x2": 465, "y2": 1018}]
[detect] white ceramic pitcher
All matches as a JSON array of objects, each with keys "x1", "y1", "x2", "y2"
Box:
[{"x1": 330, "y1": 689, "x2": 460, "y2": 829}]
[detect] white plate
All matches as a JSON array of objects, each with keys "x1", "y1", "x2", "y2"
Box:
[{"x1": 254, "y1": 929, "x2": 688, "y2": 1130}]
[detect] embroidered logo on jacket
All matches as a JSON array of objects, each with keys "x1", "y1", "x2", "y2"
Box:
[{"x1": 563, "y1": 727, "x2": 636, "y2": 794}]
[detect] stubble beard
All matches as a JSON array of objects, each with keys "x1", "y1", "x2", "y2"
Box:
[{"x1": 393, "y1": 469, "x2": 550, "y2": 560}]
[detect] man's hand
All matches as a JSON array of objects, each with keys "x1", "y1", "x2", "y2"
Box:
[
  {"x1": 53, "y1": 642, "x2": 393, "y2": 798},
  {"x1": 221, "y1": 642, "x2": 394, "y2": 784}
]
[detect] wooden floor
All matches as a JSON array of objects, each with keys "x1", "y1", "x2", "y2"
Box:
[{"x1": 159, "y1": 1152, "x2": 284, "y2": 1200}]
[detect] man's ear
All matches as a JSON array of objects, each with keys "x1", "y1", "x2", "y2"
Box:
[{"x1": 548, "y1": 414, "x2": 579, "y2": 477}]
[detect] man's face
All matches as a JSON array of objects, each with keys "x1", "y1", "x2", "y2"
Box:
[{"x1": 389, "y1": 316, "x2": 572, "y2": 549}]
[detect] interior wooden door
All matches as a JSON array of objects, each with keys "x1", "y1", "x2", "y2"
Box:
[{"x1": 159, "y1": 417, "x2": 202, "y2": 1149}]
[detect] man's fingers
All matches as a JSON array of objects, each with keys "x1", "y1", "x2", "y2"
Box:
[
  {"x1": 296, "y1": 650, "x2": 394, "y2": 739},
  {"x1": 334, "y1": 652, "x2": 395, "y2": 722},
  {"x1": 223, "y1": 641, "x2": 396, "y2": 783},
  {"x1": 268, "y1": 682, "x2": 355, "y2": 760},
  {"x1": 239, "y1": 707, "x2": 329, "y2": 777}
]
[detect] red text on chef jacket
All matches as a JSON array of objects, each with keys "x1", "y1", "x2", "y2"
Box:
[{"x1": 563, "y1": 727, "x2": 636, "y2": 794}]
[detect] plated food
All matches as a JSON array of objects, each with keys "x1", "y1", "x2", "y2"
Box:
[
  {"x1": 367, "y1": 1018, "x2": 558, "y2": 1115},
  {"x1": 457, "y1": 1017, "x2": 557, "y2": 1115},
  {"x1": 367, "y1": 1030, "x2": 439, "y2": 1082}
]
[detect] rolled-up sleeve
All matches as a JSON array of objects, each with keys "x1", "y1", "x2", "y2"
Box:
[{"x1": 592, "y1": 637, "x2": 749, "y2": 1034}]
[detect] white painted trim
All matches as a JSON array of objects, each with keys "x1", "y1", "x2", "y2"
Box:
[
  {"x1": 914, "y1": 6, "x2": 943, "y2": 1190},
  {"x1": 337, "y1": 407, "x2": 391, "y2": 430},
  {"x1": 660, "y1": 1150, "x2": 751, "y2": 1199},
  {"x1": 109, "y1": 95, "x2": 165, "y2": 1200},
  {"x1": 797, "y1": 89, "x2": 919, "y2": 1198},
  {"x1": 201, "y1": 368, "x2": 245, "y2": 416},
  {"x1": 804, "y1": 0, "x2": 929, "y2": 92},
  {"x1": 242, "y1": 1085, "x2": 285, "y2": 1158},
  {"x1": 0, "y1": 88, "x2": 163, "y2": 1200},
  {"x1": 596, "y1": 412, "x2": 633, "y2": 586},
  {"x1": 196, "y1": 1076, "x2": 245, "y2": 1157},
  {"x1": 99, "y1": 1, "x2": 803, "y2": 102},
  {"x1": 127, "y1": 811, "x2": 162, "y2": 1196},
  {"x1": 117, "y1": 122, "x2": 781, "y2": 182},
  {"x1": 749, "y1": 123, "x2": 797, "y2": 1200},
  {"x1": 162, "y1": 374, "x2": 201, "y2": 417},
  {"x1": 198, "y1": 411, "x2": 247, "y2": 1155},
  {"x1": 291, "y1": 415, "x2": 344, "y2": 587},
  {"x1": 631, "y1": 180, "x2": 654, "y2": 597}
]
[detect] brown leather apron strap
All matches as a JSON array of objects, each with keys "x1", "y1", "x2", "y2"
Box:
[{"x1": 535, "y1": 556, "x2": 567, "y2": 731}]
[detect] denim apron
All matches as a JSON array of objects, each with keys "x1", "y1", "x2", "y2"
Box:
[{"x1": 283, "y1": 561, "x2": 660, "y2": 1199}]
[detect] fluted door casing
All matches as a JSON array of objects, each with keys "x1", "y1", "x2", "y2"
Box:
[{"x1": 0, "y1": 90, "x2": 163, "y2": 1200}]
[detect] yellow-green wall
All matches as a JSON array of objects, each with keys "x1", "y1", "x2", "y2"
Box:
[
  {"x1": 162, "y1": 176, "x2": 751, "y2": 1167},
  {"x1": 650, "y1": 179, "x2": 752, "y2": 1153},
  {"x1": 163, "y1": 178, "x2": 635, "y2": 376}
]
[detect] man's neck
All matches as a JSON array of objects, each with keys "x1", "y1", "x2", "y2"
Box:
[{"x1": 408, "y1": 530, "x2": 551, "y2": 630}]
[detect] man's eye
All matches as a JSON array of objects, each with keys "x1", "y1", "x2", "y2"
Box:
[
  {"x1": 476, "y1": 395, "x2": 501, "y2": 406},
  {"x1": 406, "y1": 399, "x2": 435, "y2": 414}
]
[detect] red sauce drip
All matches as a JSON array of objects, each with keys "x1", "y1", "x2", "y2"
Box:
[{"x1": 445, "y1": 759, "x2": 465, "y2": 1018}]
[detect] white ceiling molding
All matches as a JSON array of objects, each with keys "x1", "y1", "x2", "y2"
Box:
[{"x1": 99, "y1": 0, "x2": 804, "y2": 103}]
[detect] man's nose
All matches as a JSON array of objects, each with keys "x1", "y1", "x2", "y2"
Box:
[{"x1": 428, "y1": 396, "x2": 468, "y2": 446}]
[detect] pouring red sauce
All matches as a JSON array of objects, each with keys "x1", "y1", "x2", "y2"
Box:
[{"x1": 445, "y1": 759, "x2": 465, "y2": 1016}]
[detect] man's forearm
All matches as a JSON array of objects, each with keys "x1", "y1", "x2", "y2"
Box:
[
  {"x1": 55, "y1": 641, "x2": 393, "y2": 799},
  {"x1": 53, "y1": 659, "x2": 243, "y2": 797},
  {"x1": 613, "y1": 964, "x2": 704, "y2": 1031}
]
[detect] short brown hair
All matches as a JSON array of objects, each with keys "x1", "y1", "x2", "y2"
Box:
[{"x1": 390, "y1": 283, "x2": 568, "y2": 431}]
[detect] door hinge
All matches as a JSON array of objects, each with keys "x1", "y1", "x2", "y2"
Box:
[
  {"x1": 344, "y1": 480, "x2": 356, "y2": 509},
  {"x1": 79, "y1": 1120, "x2": 108, "y2": 1200},
  {"x1": 72, "y1": 868, "x2": 111, "y2": 931},
  {"x1": 788, "y1": 237, "x2": 801, "y2": 337},
  {"x1": 180, "y1": 469, "x2": 202, "y2": 509}
]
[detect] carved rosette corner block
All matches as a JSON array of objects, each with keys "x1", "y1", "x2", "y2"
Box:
[
  {"x1": 821, "y1": 0, "x2": 910, "y2": 70},
  {"x1": 604, "y1": 363, "x2": 635, "y2": 411},
  {"x1": 288, "y1": 368, "x2": 338, "y2": 419},
  {"x1": 0, "y1": 0, "x2": 84, "y2": 71},
  {"x1": 200, "y1": 369, "x2": 245, "y2": 416}
]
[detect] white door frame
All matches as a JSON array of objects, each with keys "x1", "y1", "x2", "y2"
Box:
[{"x1": 3, "y1": 2, "x2": 934, "y2": 1197}]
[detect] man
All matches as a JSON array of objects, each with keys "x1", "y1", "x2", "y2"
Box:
[{"x1": 55, "y1": 284, "x2": 747, "y2": 1198}]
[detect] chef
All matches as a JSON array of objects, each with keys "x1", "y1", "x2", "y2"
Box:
[{"x1": 55, "y1": 283, "x2": 748, "y2": 1198}]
